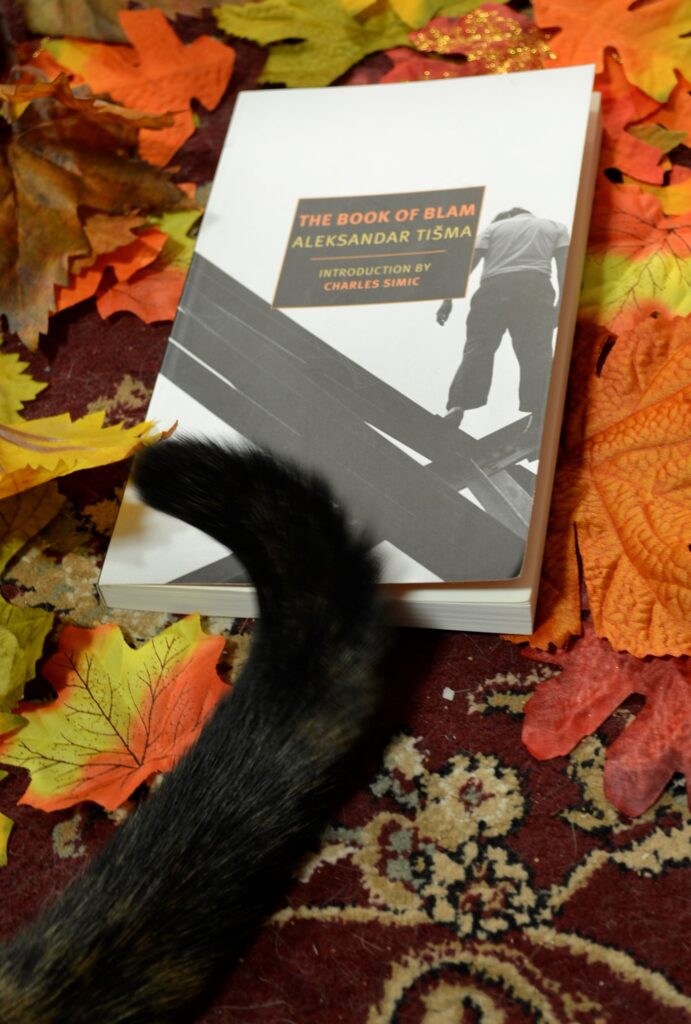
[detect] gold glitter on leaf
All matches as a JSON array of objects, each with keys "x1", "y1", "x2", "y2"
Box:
[{"x1": 410, "y1": 7, "x2": 556, "y2": 74}]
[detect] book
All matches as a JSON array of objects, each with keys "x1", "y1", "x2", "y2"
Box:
[{"x1": 99, "y1": 66, "x2": 601, "y2": 633}]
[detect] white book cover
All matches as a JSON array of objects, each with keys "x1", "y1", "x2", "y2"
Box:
[{"x1": 100, "y1": 66, "x2": 599, "y2": 629}]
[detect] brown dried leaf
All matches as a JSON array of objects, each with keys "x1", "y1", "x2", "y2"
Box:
[
  {"x1": 0, "y1": 76, "x2": 191, "y2": 348},
  {"x1": 19, "y1": 1, "x2": 213, "y2": 43}
]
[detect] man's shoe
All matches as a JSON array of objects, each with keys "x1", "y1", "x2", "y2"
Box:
[{"x1": 443, "y1": 406, "x2": 464, "y2": 428}]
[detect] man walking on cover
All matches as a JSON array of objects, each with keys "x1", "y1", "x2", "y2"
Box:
[{"x1": 437, "y1": 207, "x2": 570, "y2": 432}]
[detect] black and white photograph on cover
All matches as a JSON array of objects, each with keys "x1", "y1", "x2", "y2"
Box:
[
  {"x1": 437, "y1": 207, "x2": 570, "y2": 440},
  {"x1": 99, "y1": 68, "x2": 596, "y2": 611},
  {"x1": 113, "y1": 248, "x2": 556, "y2": 593}
]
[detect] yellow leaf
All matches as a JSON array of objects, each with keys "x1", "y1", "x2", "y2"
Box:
[
  {"x1": 340, "y1": 0, "x2": 448, "y2": 26},
  {"x1": 338, "y1": 0, "x2": 372, "y2": 12},
  {"x1": 580, "y1": 249, "x2": 691, "y2": 333},
  {"x1": 626, "y1": 174, "x2": 691, "y2": 217},
  {"x1": 0, "y1": 632, "x2": 18, "y2": 699},
  {"x1": 0, "y1": 736, "x2": 23, "y2": 868},
  {"x1": 339, "y1": 0, "x2": 481, "y2": 25},
  {"x1": 0, "y1": 412, "x2": 167, "y2": 500},
  {"x1": 0, "y1": 351, "x2": 47, "y2": 423}
]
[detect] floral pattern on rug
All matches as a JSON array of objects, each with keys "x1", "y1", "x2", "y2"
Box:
[{"x1": 255, "y1": 716, "x2": 691, "y2": 1024}]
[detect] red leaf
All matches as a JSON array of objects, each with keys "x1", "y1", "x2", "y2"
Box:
[
  {"x1": 409, "y1": 7, "x2": 554, "y2": 73},
  {"x1": 522, "y1": 620, "x2": 691, "y2": 815},
  {"x1": 605, "y1": 666, "x2": 691, "y2": 815},
  {"x1": 380, "y1": 46, "x2": 470, "y2": 83}
]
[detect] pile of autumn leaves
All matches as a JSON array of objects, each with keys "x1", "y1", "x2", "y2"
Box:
[
  {"x1": 0, "y1": 3, "x2": 237, "y2": 862},
  {"x1": 0, "y1": 0, "x2": 689, "y2": 865},
  {"x1": 514, "y1": 0, "x2": 691, "y2": 817}
]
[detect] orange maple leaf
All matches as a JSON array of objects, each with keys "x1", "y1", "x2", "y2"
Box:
[
  {"x1": 46, "y1": 8, "x2": 235, "y2": 166},
  {"x1": 521, "y1": 316, "x2": 691, "y2": 657},
  {"x1": 521, "y1": 620, "x2": 691, "y2": 816},
  {"x1": 0, "y1": 616, "x2": 228, "y2": 812},
  {"x1": 533, "y1": 0, "x2": 691, "y2": 101},
  {"x1": 595, "y1": 53, "x2": 666, "y2": 184},
  {"x1": 638, "y1": 70, "x2": 691, "y2": 140},
  {"x1": 95, "y1": 266, "x2": 186, "y2": 324}
]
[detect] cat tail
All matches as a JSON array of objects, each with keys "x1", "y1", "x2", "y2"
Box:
[
  {"x1": 134, "y1": 436, "x2": 381, "y2": 648},
  {"x1": 0, "y1": 438, "x2": 386, "y2": 1024}
]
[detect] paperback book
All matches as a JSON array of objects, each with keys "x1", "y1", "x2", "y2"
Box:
[{"x1": 100, "y1": 66, "x2": 601, "y2": 632}]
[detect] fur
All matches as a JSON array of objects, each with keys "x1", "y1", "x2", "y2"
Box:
[{"x1": 0, "y1": 438, "x2": 386, "y2": 1023}]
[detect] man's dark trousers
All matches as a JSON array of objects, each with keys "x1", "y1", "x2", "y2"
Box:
[{"x1": 447, "y1": 269, "x2": 556, "y2": 416}]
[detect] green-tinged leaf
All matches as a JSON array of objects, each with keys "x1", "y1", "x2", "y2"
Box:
[
  {"x1": 0, "y1": 600, "x2": 54, "y2": 711},
  {"x1": 0, "y1": 632, "x2": 18, "y2": 703},
  {"x1": 628, "y1": 123, "x2": 687, "y2": 154},
  {"x1": 214, "y1": 0, "x2": 410, "y2": 86},
  {"x1": 0, "y1": 483, "x2": 66, "y2": 573},
  {"x1": 580, "y1": 249, "x2": 691, "y2": 333},
  {"x1": 438, "y1": 0, "x2": 485, "y2": 12},
  {"x1": 0, "y1": 737, "x2": 24, "y2": 867},
  {"x1": 0, "y1": 482, "x2": 57, "y2": 712},
  {"x1": 0, "y1": 616, "x2": 228, "y2": 812},
  {"x1": 149, "y1": 208, "x2": 204, "y2": 271},
  {"x1": 339, "y1": 0, "x2": 379, "y2": 14},
  {"x1": 0, "y1": 808, "x2": 13, "y2": 867},
  {"x1": 216, "y1": 0, "x2": 349, "y2": 46},
  {"x1": 580, "y1": 183, "x2": 691, "y2": 331},
  {"x1": 0, "y1": 352, "x2": 47, "y2": 424}
]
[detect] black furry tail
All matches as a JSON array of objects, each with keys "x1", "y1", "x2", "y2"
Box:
[
  {"x1": 0, "y1": 439, "x2": 386, "y2": 1024},
  {"x1": 133, "y1": 437, "x2": 379, "y2": 643}
]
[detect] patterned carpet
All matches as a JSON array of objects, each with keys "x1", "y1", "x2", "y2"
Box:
[{"x1": 1, "y1": 10, "x2": 690, "y2": 1024}]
